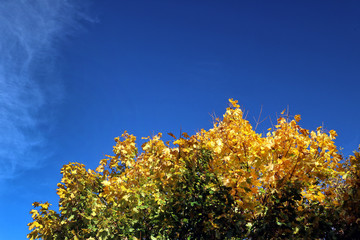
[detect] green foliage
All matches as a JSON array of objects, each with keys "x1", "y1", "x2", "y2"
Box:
[{"x1": 157, "y1": 149, "x2": 245, "y2": 239}]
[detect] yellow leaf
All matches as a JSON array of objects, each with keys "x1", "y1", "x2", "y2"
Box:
[
  {"x1": 329, "y1": 130, "x2": 338, "y2": 139},
  {"x1": 30, "y1": 210, "x2": 39, "y2": 218},
  {"x1": 229, "y1": 98, "x2": 239, "y2": 108},
  {"x1": 316, "y1": 192, "x2": 325, "y2": 202},
  {"x1": 28, "y1": 221, "x2": 41, "y2": 230},
  {"x1": 96, "y1": 165, "x2": 104, "y2": 173},
  {"x1": 103, "y1": 180, "x2": 111, "y2": 186},
  {"x1": 214, "y1": 145, "x2": 222, "y2": 154},
  {"x1": 123, "y1": 194, "x2": 130, "y2": 201}
]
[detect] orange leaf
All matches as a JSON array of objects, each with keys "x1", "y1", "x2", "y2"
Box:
[{"x1": 168, "y1": 132, "x2": 176, "y2": 139}]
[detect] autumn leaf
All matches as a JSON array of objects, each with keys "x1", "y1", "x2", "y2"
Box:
[{"x1": 168, "y1": 132, "x2": 176, "y2": 139}]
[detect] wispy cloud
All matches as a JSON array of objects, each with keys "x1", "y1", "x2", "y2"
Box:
[{"x1": 0, "y1": 0, "x2": 90, "y2": 179}]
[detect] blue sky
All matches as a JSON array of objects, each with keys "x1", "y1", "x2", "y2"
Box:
[{"x1": 0, "y1": 1, "x2": 359, "y2": 238}]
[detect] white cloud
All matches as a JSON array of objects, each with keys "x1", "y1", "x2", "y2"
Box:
[{"x1": 0, "y1": 0, "x2": 90, "y2": 179}]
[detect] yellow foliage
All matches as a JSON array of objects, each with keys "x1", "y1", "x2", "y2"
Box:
[{"x1": 28, "y1": 99, "x2": 350, "y2": 239}]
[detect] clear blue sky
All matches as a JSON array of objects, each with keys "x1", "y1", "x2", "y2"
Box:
[{"x1": 0, "y1": 1, "x2": 359, "y2": 238}]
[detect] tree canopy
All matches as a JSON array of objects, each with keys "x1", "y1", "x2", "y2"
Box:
[{"x1": 28, "y1": 99, "x2": 360, "y2": 239}]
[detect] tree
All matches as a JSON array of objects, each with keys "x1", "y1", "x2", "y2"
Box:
[{"x1": 28, "y1": 99, "x2": 360, "y2": 239}]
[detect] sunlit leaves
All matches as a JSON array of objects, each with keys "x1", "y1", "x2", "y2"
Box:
[{"x1": 28, "y1": 99, "x2": 359, "y2": 239}]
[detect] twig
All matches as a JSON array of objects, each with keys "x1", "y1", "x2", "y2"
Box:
[{"x1": 254, "y1": 105, "x2": 263, "y2": 130}]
